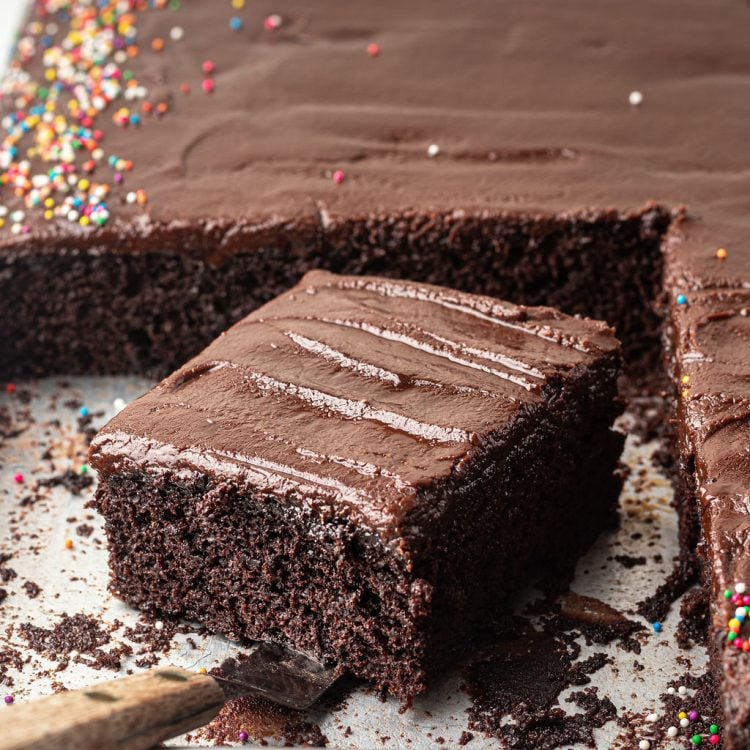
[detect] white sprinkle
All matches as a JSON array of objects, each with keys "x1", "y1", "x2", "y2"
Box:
[
  {"x1": 667, "y1": 726, "x2": 679, "y2": 738},
  {"x1": 10, "y1": 223, "x2": 22, "y2": 235},
  {"x1": 678, "y1": 685, "x2": 687, "y2": 696},
  {"x1": 0, "y1": 206, "x2": 7, "y2": 217},
  {"x1": 170, "y1": 26, "x2": 184, "y2": 41},
  {"x1": 114, "y1": 50, "x2": 127, "y2": 64},
  {"x1": 680, "y1": 718, "x2": 690, "y2": 728},
  {"x1": 113, "y1": 398, "x2": 127, "y2": 413},
  {"x1": 154, "y1": 620, "x2": 164, "y2": 631},
  {"x1": 667, "y1": 687, "x2": 676, "y2": 695},
  {"x1": 126, "y1": 192, "x2": 137, "y2": 204},
  {"x1": 736, "y1": 607, "x2": 747, "y2": 618},
  {"x1": 638, "y1": 741, "x2": 651, "y2": 750},
  {"x1": 69, "y1": 649, "x2": 79, "y2": 659},
  {"x1": 10, "y1": 210, "x2": 25, "y2": 222},
  {"x1": 646, "y1": 713, "x2": 658, "y2": 722},
  {"x1": 427, "y1": 143, "x2": 440, "y2": 157},
  {"x1": 629, "y1": 90, "x2": 644, "y2": 106},
  {"x1": 736, "y1": 582, "x2": 747, "y2": 594}
]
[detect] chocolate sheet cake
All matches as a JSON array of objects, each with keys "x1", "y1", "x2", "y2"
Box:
[
  {"x1": 89, "y1": 270, "x2": 625, "y2": 699},
  {"x1": 3, "y1": 0, "x2": 750, "y2": 744}
]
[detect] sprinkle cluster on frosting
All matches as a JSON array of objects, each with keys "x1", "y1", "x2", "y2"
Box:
[
  {"x1": 0, "y1": 0, "x2": 165, "y2": 234},
  {"x1": 0, "y1": 0, "x2": 250, "y2": 235},
  {"x1": 724, "y1": 581, "x2": 750, "y2": 652}
]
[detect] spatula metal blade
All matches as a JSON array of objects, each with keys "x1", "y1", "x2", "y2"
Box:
[{"x1": 214, "y1": 642, "x2": 339, "y2": 710}]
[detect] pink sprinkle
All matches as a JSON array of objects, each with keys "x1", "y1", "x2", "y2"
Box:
[
  {"x1": 710, "y1": 735, "x2": 721, "y2": 745},
  {"x1": 202, "y1": 79, "x2": 215, "y2": 94},
  {"x1": 114, "y1": 173, "x2": 123, "y2": 184},
  {"x1": 743, "y1": 596, "x2": 750, "y2": 606},
  {"x1": 264, "y1": 14, "x2": 282, "y2": 31},
  {"x1": 201, "y1": 60, "x2": 215, "y2": 74},
  {"x1": 734, "y1": 638, "x2": 744, "y2": 649},
  {"x1": 732, "y1": 594, "x2": 742, "y2": 604},
  {"x1": 332, "y1": 169, "x2": 345, "y2": 184},
  {"x1": 367, "y1": 42, "x2": 380, "y2": 57},
  {"x1": 13, "y1": 473, "x2": 23, "y2": 484}
]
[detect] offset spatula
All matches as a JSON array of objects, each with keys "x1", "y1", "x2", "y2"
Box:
[{"x1": 0, "y1": 642, "x2": 338, "y2": 750}]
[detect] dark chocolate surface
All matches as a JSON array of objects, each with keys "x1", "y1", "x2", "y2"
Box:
[{"x1": 89, "y1": 270, "x2": 619, "y2": 540}]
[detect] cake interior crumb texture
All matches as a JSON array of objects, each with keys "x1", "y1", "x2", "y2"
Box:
[
  {"x1": 89, "y1": 271, "x2": 625, "y2": 699},
  {"x1": 3, "y1": 0, "x2": 750, "y2": 746}
]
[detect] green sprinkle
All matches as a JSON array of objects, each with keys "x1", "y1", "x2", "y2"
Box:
[
  {"x1": 123, "y1": 71, "x2": 134, "y2": 81},
  {"x1": 724, "y1": 589, "x2": 733, "y2": 599},
  {"x1": 728, "y1": 631, "x2": 738, "y2": 642},
  {"x1": 80, "y1": 465, "x2": 88, "y2": 474},
  {"x1": 691, "y1": 736, "x2": 702, "y2": 745},
  {"x1": 170, "y1": 0, "x2": 181, "y2": 8},
  {"x1": 710, "y1": 725, "x2": 719, "y2": 734}
]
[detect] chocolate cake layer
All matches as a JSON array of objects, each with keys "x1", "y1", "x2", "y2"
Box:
[
  {"x1": 89, "y1": 271, "x2": 625, "y2": 698},
  {"x1": 4, "y1": 1, "x2": 750, "y2": 743}
]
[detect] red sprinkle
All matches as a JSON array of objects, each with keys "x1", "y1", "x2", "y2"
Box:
[
  {"x1": 5, "y1": 383, "x2": 15, "y2": 393},
  {"x1": 332, "y1": 169, "x2": 345, "y2": 184},
  {"x1": 202, "y1": 79, "x2": 215, "y2": 94},
  {"x1": 13, "y1": 473, "x2": 24, "y2": 484},
  {"x1": 367, "y1": 42, "x2": 380, "y2": 57},
  {"x1": 202, "y1": 60, "x2": 215, "y2": 74}
]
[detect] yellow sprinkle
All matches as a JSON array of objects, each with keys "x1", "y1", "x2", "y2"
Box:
[
  {"x1": 681, "y1": 374, "x2": 690, "y2": 385},
  {"x1": 678, "y1": 712, "x2": 687, "y2": 720},
  {"x1": 232, "y1": 0, "x2": 246, "y2": 7},
  {"x1": 681, "y1": 388, "x2": 689, "y2": 398},
  {"x1": 716, "y1": 247, "x2": 728, "y2": 260},
  {"x1": 44, "y1": 210, "x2": 53, "y2": 221},
  {"x1": 0, "y1": 219, "x2": 5, "y2": 228},
  {"x1": 64, "y1": 538, "x2": 74, "y2": 550},
  {"x1": 44, "y1": 197, "x2": 55, "y2": 208},
  {"x1": 44, "y1": 68, "x2": 56, "y2": 82},
  {"x1": 729, "y1": 618, "x2": 741, "y2": 632},
  {"x1": 198, "y1": 667, "x2": 208, "y2": 674}
]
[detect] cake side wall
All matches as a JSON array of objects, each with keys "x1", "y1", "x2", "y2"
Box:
[
  {"x1": 92, "y1": 471, "x2": 433, "y2": 700},
  {"x1": 2, "y1": 209, "x2": 668, "y2": 379},
  {"x1": 406, "y1": 353, "x2": 625, "y2": 677}
]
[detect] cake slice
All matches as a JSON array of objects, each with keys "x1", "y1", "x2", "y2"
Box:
[{"x1": 89, "y1": 270, "x2": 624, "y2": 699}]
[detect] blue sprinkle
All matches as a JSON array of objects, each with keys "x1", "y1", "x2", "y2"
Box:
[
  {"x1": 230, "y1": 16, "x2": 244, "y2": 31},
  {"x1": 653, "y1": 622, "x2": 662, "y2": 633},
  {"x1": 130, "y1": 114, "x2": 141, "y2": 126},
  {"x1": 676, "y1": 293, "x2": 687, "y2": 305},
  {"x1": 79, "y1": 406, "x2": 89, "y2": 418}
]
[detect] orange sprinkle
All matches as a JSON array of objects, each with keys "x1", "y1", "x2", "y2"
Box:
[
  {"x1": 142, "y1": 102, "x2": 153, "y2": 114},
  {"x1": 127, "y1": 45, "x2": 140, "y2": 58},
  {"x1": 151, "y1": 37, "x2": 165, "y2": 52},
  {"x1": 156, "y1": 102, "x2": 169, "y2": 115},
  {"x1": 716, "y1": 247, "x2": 728, "y2": 260},
  {"x1": 64, "y1": 538, "x2": 74, "y2": 550},
  {"x1": 180, "y1": 83, "x2": 190, "y2": 95}
]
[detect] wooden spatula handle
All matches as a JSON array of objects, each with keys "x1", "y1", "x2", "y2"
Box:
[{"x1": 0, "y1": 667, "x2": 225, "y2": 750}]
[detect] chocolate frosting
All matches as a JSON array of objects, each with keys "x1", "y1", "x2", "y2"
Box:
[
  {"x1": 5, "y1": 0, "x2": 750, "y2": 741},
  {"x1": 89, "y1": 270, "x2": 618, "y2": 538}
]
